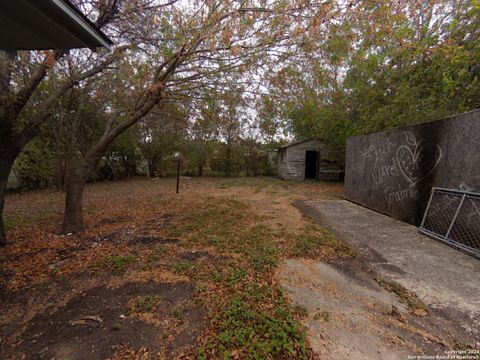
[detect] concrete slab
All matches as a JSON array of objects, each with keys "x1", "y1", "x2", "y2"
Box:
[
  {"x1": 296, "y1": 200, "x2": 480, "y2": 329},
  {"x1": 277, "y1": 259, "x2": 411, "y2": 359}
]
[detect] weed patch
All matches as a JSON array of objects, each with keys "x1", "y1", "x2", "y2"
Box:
[
  {"x1": 166, "y1": 199, "x2": 279, "y2": 260},
  {"x1": 165, "y1": 197, "x2": 312, "y2": 358},
  {"x1": 313, "y1": 310, "x2": 331, "y2": 322},
  {"x1": 200, "y1": 285, "x2": 309, "y2": 359},
  {"x1": 376, "y1": 278, "x2": 428, "y2": 315},
  {"x1": 101, "y1": 254, "x2": 135, "y2": 273},
  {"x1": 219, "y1": 177, "x2": 290, "y2": 190},
  {"x1": 30, "y1": 211, "x2": 59, "y2": 225},
  {"x1": 4, "y1": 216, "x2": 15, "y2": 231},
  {"x1": 227, "y1": 269, "x2": 247, "y2": 286},
  {"x1": 293, "y1": 304, "x2": 308, "y2": 318},
  {"x1": 172, "y1": 305, "x2": 186, "y2": 323},
  {"x1": 290, "y1": 225, "x2": 355, "y2": 259},
  {"x1": 153, "y1": 194, "x2": 356, "y2": 357},
  {"x1": 129, "y1": 295, "x2": 161, "y2": 313},
  {"x1": 174, "y1": 260, "x2": 194, "y2": 273},
  {"x1": 249, "y1": 243, "x2": 278, "y2": 271}
]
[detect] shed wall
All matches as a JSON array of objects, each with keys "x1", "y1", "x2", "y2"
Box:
[
  {"x1": 277, "y1": 149, "x2": 288, "y2": 179},
  {"x1": 278, "y1": 139, "x2": 326, "y2": 180}
]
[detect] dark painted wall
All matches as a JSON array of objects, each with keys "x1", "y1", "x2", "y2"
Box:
[{"x1": 344, "y1": 109, "x2": 480, "y2": 225}]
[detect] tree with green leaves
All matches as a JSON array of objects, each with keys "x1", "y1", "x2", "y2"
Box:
[
  {"x1": 259, "y1": 0, "x2": 480, "y2": 155},
  {"x1": 0, "y1": 0, "x2": 165, "y2": 245},
  {"x1": 58, "y1": 0, "x2": 345, "y2": 233},
  {"x1": 137, "y1": 103, "x2": 188, "y2": 178}
]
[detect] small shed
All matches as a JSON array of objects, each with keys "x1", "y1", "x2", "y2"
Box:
[{"x1": 276, "y1": 137, "x2": 326, "y2": 181}]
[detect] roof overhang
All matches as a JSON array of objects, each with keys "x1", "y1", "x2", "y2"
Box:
[
  {"x1": 276, "y1": 137, "x2": 323, "y2": 150},
  {"x1": 0, "y1": 0, "x2": 113, "y2": 51}
]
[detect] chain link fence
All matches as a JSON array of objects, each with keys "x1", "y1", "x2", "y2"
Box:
[{"x1": 419, "y1": 187, "x2": 480, "y2": 259}]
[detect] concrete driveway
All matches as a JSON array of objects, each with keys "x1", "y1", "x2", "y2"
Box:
[{"x1": 295, "y1": 200, "x2": 480, "y2": 336}]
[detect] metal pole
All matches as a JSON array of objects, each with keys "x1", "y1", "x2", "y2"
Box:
[
  {"x1": 444, "y1": 194, "x2": 466, "y2": 240},
  {"x1": 420, "y1": 187, "x2": 436, "y2": 228},
  {"x1": 176, "y1": 159, "x2": 180, "y2": 194}
]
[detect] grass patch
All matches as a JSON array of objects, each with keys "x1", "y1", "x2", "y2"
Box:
[
  {"x1": 29, "y1": 211, "x2": 59, "y2": 225},
  {"x1": 167, "y1": 199, "x2": 278, "y2": 258},
  {"x1": 249, "y1": 243, "x2": 278, "y2": 271},
  {"x1": 290, "y1": 224, "x2": 356, "y2": 259},
  {"x1": 112, "y1": 322, "x2": 123, "y2": 331},
  {"x1": 101, "y1": 254, "x2": 135, "y2": 273},
  {"x1": 172, "y1": 305, "x2": 186, "y2": 323},
  {"x1": 4, "y1": 216, "x2": 15, "y2": 231},
  {"x1": 170, "y1": 200, "x2": 280, "y2": 272},
  {"x1": 227, "y1": 269, "x2": 247, "y2": 286},
  {"x1": 219, "y1": 177, "x2": 290, "y2": 190},
  {"x1": 199, "y1": 285, "x2": 309, "y2": 360},
  {"x1": 129, "y1": 295, "x2": 161, "y2": 313},
  {"x1": 210, "y1": 271, "x2": 223, "y2": 283},
  {"x1": 174, "y1": 260, "x2": 194, "y2": 273},
  {"x1": 163, "y1": 196, "x2": 356, "y2": 358},
  {"x1": 147, "y1": 245, "x2": 166, "y2": 264},
  {"x1": 166, "y1": 198, "x2": 249, "y2": 242},
  {"x1": 4, "y1": 212, "x2": 59, "y2": 230},
  {"x1": 376, "y1": 278, "x2": 428, "y2": 315}
]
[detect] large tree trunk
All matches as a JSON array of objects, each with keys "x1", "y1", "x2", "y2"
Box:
[
  {"x1": 0, "y1": 153, "x2": 17, "y2": 246},
  {"x1": 55, "y1": 158, "x2": 66, "y2": 192},
  {"x1": 61, "y1": 168, "x2": 89, "y2": 234},
  {"x1": 52, "y1": 130, "x2": 66, "y2": 191},
  {"x1": 60, "y1": 143, "x2": 108, "y2": 234},
  {"x1": 60, "y1": 93, "x2": 164, "y2": 234},
  {"x1": 0, "y1": 169, "x2": 11, "y2": 246},
  {"x1": 148, "y1": 159, "x2": 157, "y2": 178}
]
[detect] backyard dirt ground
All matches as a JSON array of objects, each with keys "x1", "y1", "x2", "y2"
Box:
[{"x1": 1, "y1": 177, "x2": 478, "y2": 359}]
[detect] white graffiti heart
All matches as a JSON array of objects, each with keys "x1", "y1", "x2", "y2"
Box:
[{"x1": 396, "y1": 141, "x2": 442, "y2": 185}]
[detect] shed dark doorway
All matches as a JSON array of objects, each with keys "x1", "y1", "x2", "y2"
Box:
[{"x1": 305, "y1": 151, "x2": 318, "y2": 179}]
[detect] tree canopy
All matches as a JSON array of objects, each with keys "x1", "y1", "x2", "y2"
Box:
[{"x1": 260, "y1": 0, "x2": 480, "y2": 150}]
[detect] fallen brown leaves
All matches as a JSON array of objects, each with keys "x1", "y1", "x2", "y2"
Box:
[{"x1": 1, "y1": 177, "x2": 345, "y2": 359}]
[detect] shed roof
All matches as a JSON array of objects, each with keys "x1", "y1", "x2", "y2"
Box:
[
  {"x1": 0, "y1": 0, "x2": 113, "y2": 51},
  {"x1": 276, "y1": 137, "x2": 323, "y2": 150}
]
